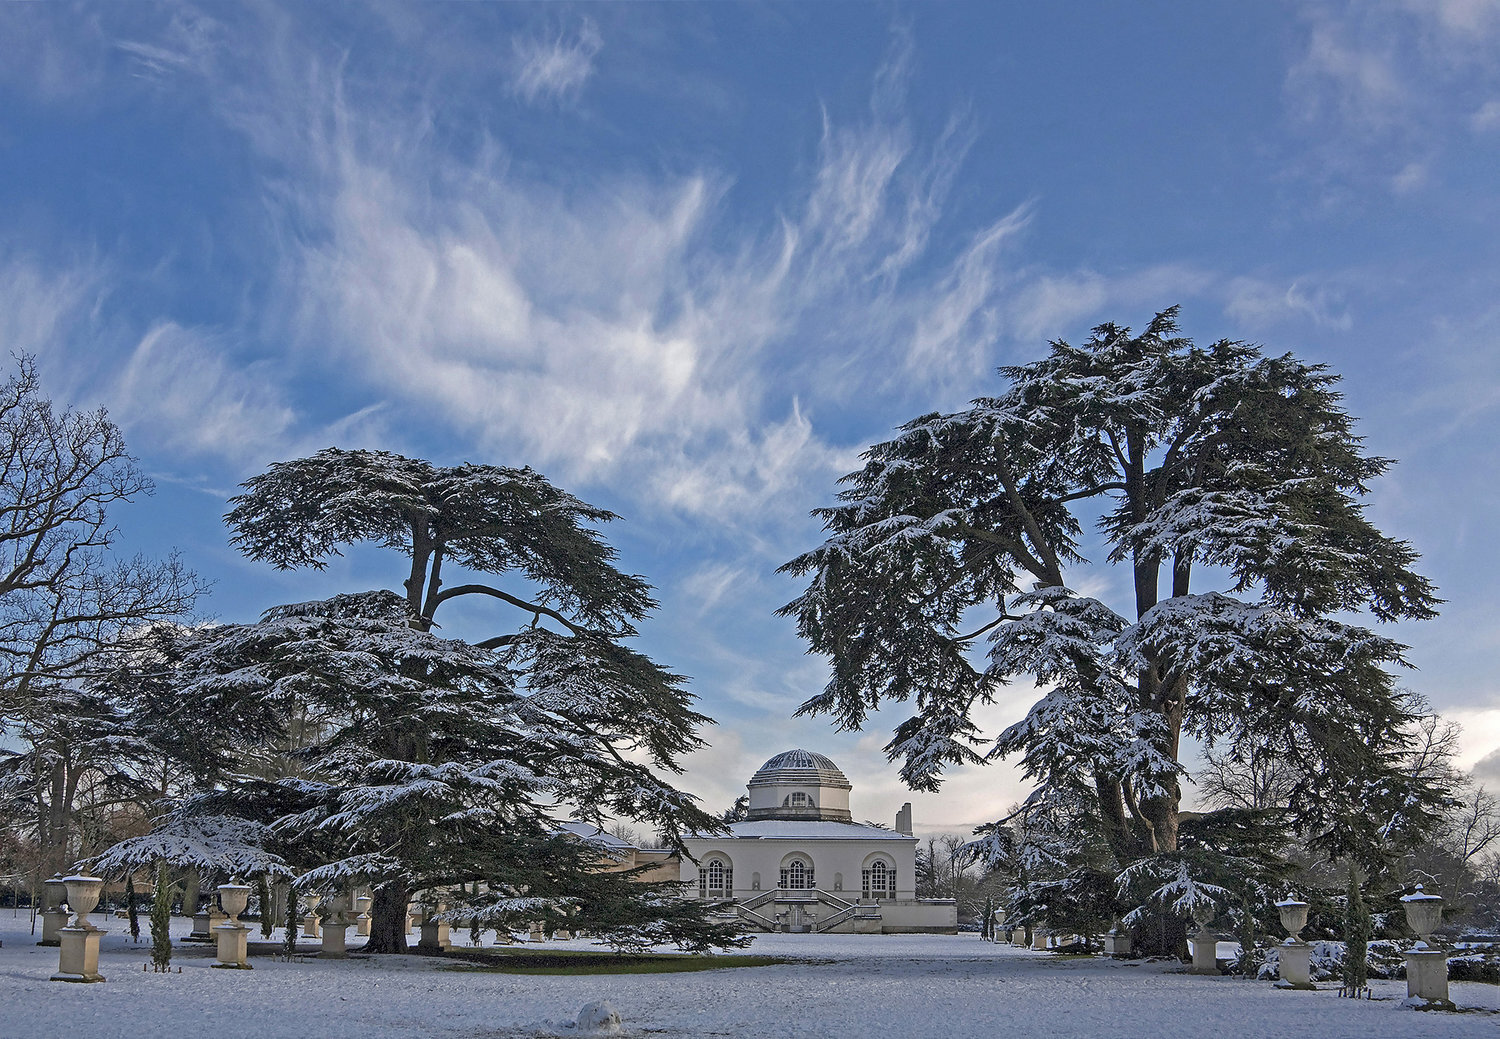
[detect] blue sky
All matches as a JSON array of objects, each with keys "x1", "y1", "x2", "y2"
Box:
[{"x1": 3, "y1": 2, "x2": 1499, "y2": 834}]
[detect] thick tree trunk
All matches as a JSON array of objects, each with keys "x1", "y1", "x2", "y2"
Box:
[
  {"x1": 182, "y1": 868, "x2": 201, "y2": 916},
  {"x1": 1131, "y1": 906, "x2": 1189, "y2": 960},
  {"x1": 363, "y1": 882, "x2": 411, "y2": 954}
]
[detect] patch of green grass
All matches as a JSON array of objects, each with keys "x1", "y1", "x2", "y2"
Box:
[{"x1": 442, "y1": 947, "x2": 808, "y2": 975}]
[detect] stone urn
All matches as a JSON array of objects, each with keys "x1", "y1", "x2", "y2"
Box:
[
  {"x1": 213, "y1": 880, "x2": 254, "y2": 970},
  {"x1": 63, "y1": 875, "x2": 106, "y2": 928},
  {"x1": 1189, "y1": 903, "x2": 1219, "y2": 975},
  {"x1": 301, "y1": 892, "x2": 322, "y2": 938},
  {"x1": 39, "y1": 874, "x2": 70, "y2": 946},
  {"x1": 1273, "y1": 896, "x2": 1313, "y2": 990},
  {"x1": 320, "y1": 891, "x2": 351, "y2": 958},
  {"x1": 50, "y1": 876, "x2": 108, "y2": 984},
  {"x1": 1400, "y1": 885, "x2": 1452, "y2": 1010},
  {"x1": 218, "y1": 881, "x2": 252, "y2": 925},
  {"x1": 354, "y1": 892, "x2": 372, "y2": 937}
]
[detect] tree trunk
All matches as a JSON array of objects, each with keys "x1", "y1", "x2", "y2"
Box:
[
  {"x1": 363, "y1": 882, "x2": 411, "y2": 954},
  {"x1": 1131, "y1": 905, "x2": 1189, "y2": 960},
  {"x1": 182, "y1": 868, "x2": 201, "y2": 916}
]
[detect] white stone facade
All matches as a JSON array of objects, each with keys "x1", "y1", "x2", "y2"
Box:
[{"x1": 681, "y1": 750, "x2": 956, "y2": 934}]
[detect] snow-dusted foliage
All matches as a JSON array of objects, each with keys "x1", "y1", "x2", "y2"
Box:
[
  {"x1": 93, "y1": 585, "x2": 736, "y2": 952},
  {"x1": 782, "y1": 308, "x2": 1444, "y2": 947},
  {"x1": 199, "y1": 450, "x2": 729, "y2": 950},
  {"x1": 87, "y1": 814, "x2": 292, "y2": 880}
]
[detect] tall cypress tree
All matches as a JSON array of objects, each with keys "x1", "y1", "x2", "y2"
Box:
[
  {"x1": 149, "y1": 860, "x2": 172, "y2": 972},
  {"x1": 1343, "y1": 870, "x2": 1372, "y2": 994}
]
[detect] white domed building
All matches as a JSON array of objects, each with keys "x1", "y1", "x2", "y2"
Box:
[{"x1": 681, "y1": 750, "x2": 957, "y2": 934}]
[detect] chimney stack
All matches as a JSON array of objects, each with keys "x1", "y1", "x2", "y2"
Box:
[{"x1": 895, "y1": 802, "x2": 913, "y2": 835}]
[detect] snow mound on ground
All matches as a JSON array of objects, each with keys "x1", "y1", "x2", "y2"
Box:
[{"x1": 575, "y1": 1000, "x2": 622, "y2": 1033}]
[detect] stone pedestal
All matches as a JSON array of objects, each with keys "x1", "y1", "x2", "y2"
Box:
[
  {"x1": 419, "y1": 917, "x2": 451, "y2": 951},
  {"x1": 213, "y1": 922, "x2": 252, "y2": 969},
  {"x1": 1104, "y1": 931, "x2": 1133, "y2": 957},
  {"x1": 188, "y1": 905, "x2": 213, "y2": 942},
  {"x1": 354, "y1": 895, "x2": 371, "y2": 937},
  {"x1": 529, "y1": 920, "x2": 545, "y2": 942},
  {"x1": 321, "y1": 923, "x2": 349, "y2": 958},
  {"x1": 51, "y1": 925, "x2": 106, "y2": 983},
  {"x1": 40, "y1": 905, "x2": 70, "y2": 946},
  {"x1": 301, "y1": 912, "x2": 321, "y2": 938},
  {"x1": 1031, "y1": 930, "x2": 1048, "y2": 950},
  {"x1": 1009, "y1": 928, "x2": 1024, "y2": 945},
  {"x1": 1190, "y1": 926, "x2": 1219, "y2": 975},
  {"x1": 1403, "y1": 947, "x2": 1454, "y2": 1010},
  {"x1": 1275, "y1": 940, "x2": 1314, "y2": 989}
]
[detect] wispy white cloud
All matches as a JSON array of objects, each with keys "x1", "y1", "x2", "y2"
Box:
[
  {"x1": 1284, "y1": 1, "x2": 1500, "y2": 192},
  {"x1": 510, "y1": 17, "x2": 602, "y2": 106},
  {"x1": 1223, "y1": 276, "x2": 1353, "y2": 331},
  {"x1": 112, "y1": 322, "x2": 296, "y2": 466}
]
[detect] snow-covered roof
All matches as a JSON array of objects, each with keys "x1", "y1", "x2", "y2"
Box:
[
  {"x1": 688, "y1": 819, "x2": 914, "y2": 842},
  {"x1": 748, "y1": 748, "x2": 851, "y2": 790},
  {"x1": 559, "y1": 821, "x2": 637, "y2": 849}
]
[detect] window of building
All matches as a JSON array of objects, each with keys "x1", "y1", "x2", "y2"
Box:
[
  {"x1": 779, "y1": 857, "x2": 814, "y2": 890},
  {"x1": 862, "y1": 860, "x2": 894, "y2": 900},
  {"x1": 699, "y1": 856, "x2": 733, "y2": 898},
  {"x1": 782, "y1": 791, "x2": 811, "y2": 807}
]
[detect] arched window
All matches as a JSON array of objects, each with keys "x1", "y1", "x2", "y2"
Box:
[
  {"x1": 782, "y1": 791, "x2": 811, "y2": 807},
  {"x1": 699, "y1": 856, "x2": 733, "y2": 898},
  {"x1": 862, "y1": 859, "x2": 893, "y2": 900},
  {"x1": 779, "y1": 857, "x2": 814, "y2": 890}
]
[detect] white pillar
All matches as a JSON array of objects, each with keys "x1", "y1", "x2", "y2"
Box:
[
  {"x1": 1276, "y1": 941, "x2": 1313, "y2": 990},
  {"x1": 1403, "y1": 948, "x2": 1453, "y2": 1010},
  {"x1": 1189, "y1": 925, "x2": 1218, "y2": 975}
]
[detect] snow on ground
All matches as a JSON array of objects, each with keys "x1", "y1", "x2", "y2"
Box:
[{"x1": 1, "y1": 914, "x2": 1496, "y2": 1038}]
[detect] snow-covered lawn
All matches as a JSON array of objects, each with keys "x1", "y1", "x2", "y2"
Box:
[{"x1": 2, "y1": 915, "x2": 1496, "y2": 1037}]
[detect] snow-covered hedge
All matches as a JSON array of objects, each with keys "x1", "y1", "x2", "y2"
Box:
[{"x1": 1257, "y1": 940, "x2": 1406, "y2": 982}]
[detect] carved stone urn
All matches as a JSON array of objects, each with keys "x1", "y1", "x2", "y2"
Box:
[
  {"x1": 1400, "y1": 885, "x2": 1452, "y2": 1010},
  {"x1": 212, "y1": 880, "x2": 254, "y2": 970},
  {"x1": 50, "y1": 876, "x2": 108, "y2": 984},
  {"x1": 1273, "y1": 896, "x2": 1313, "y2": 990},
  {"x1": 1189, "y1": 903, "x2": 1219, "y2": 976},
  {"x1": 39, "y1": 874, "x2": 70, "y2": 946}
]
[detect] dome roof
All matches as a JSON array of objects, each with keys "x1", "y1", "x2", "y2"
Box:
[{"x1": 749, "y1": 749, "x2": 851, "y2": 789}]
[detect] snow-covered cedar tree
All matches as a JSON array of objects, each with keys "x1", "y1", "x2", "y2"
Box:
[
  {"x1": 218, "y1": 452, "x2": 719, "y2": 949},
  {"x1": 781, "y1": 308, "x2": 1447, "y2": 954},
  {"x1": 147, "y1": 591, "x2": 735, "y2": 953}
]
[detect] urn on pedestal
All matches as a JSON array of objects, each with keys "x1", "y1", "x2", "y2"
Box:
[
  {"x1": 1189, "y1": 904, "x2": 1220, "y2": 975},
  {"x1": 301, "y1": 892, "x2": 322, "y2": 938},
  {"x1": 1273, "y1": 896, "x2": 1314, "y2": 990},
  {"x1": 1400, "y1": 885, "x2": 1453, "y2": 1011},
  {"x1": 213, "y1": 880, "x2": 254, "y2": 969},
  {"x1": 38, "y1": 874, "x2": 70, "y2": 946},
  {"x1": 50, "y1": 875, "x2": 108, "y2": 983},
  {"x1": 320, "y1": 891, "x2": 351, "y2": 958}
]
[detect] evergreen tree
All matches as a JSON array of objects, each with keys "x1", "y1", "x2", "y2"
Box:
[
  {"x1": 281, "y1": 888, "x2": 299, "y2": 961},
  {"x1": 1343, "y1": 869, "x2": 1372, "y2": 993},
  {"x1": 220, "y1": 450, "x2": 712, "y2": 950},
  {"x1": 159, "y1": 591, "x2": 734, "y2": 953},
  {"x1": 149, "y1": 859, "x2": 172, "y2": 972},
  {"x1": 257, "y1": 874, "x2": 273, "y2": 939},
  {"x1": 126, "y1": 872, "x2": 140, "y2": 942},
  {"x1": 782, "y1": 309, "x2": 1445, "y2": 953}
]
